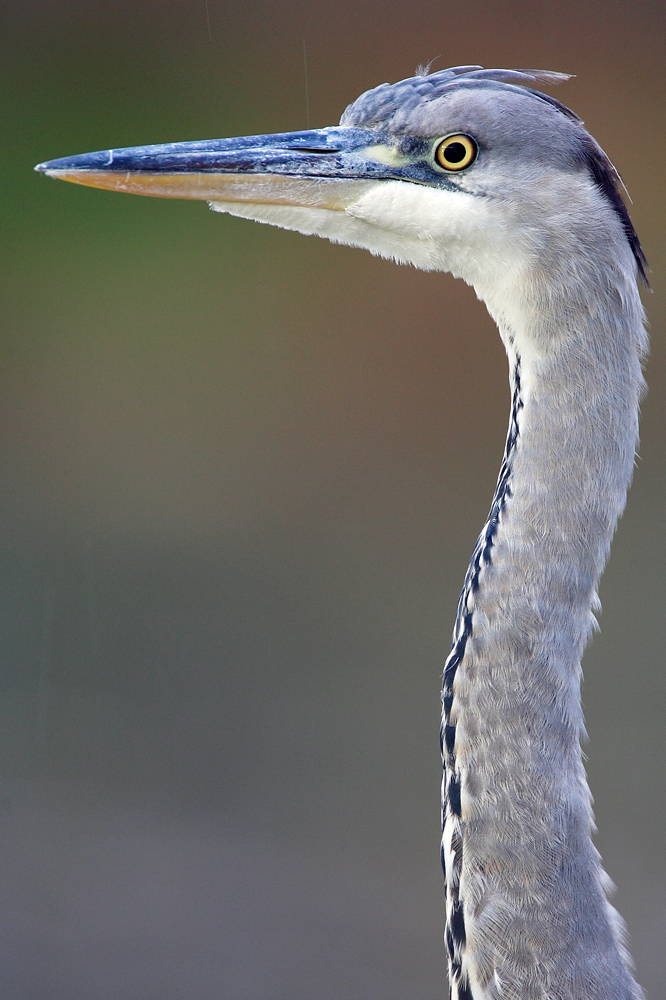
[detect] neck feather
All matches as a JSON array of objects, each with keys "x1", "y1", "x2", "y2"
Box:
[{"x1": 441, "y1": 268, "x2": 646, "y2": 1000}]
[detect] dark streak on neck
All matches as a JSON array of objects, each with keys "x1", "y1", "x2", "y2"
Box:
[{"x1": 440, "y1": 353, "x2": 523, "y2": 998}]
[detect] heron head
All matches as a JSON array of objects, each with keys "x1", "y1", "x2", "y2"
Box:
[{"x1": 36, "y1": 66, "x2": 645, "y2": 296}]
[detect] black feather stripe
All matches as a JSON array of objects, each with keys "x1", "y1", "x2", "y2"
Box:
[
  {"x1": 457, "y1": 978, "x2": 474, "y2": 1000},
  {"x1": 440, "y1": 355, "x2": 523, "y2": 1000},
  {"x1": 448, "y1": 773, "x2": 462, "y2": 817}
]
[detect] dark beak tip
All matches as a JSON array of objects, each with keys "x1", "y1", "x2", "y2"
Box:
[{"x1": 35, "y1": 154, "x2": 97, "y2": 174}]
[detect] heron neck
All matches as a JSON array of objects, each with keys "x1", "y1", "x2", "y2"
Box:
[
  {"x1": 472, "y1": 292, "x2": 645, "y2": 680},
  {"x1": 441, "y1": 283, "x2": 646, "y2": 999}
]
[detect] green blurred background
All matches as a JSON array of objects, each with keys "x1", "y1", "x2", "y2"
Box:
[{"x1": 2, "y1": 2, "x2": 665, "y2": 997}]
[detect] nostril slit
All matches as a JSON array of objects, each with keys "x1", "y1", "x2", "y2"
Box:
[{"x1": 288, "y1": 147, "x2": 341, "y2": 154}]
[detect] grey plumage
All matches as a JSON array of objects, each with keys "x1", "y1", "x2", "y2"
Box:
[
  {"x1": 340, "y1": 66, "x2": 647, "y2": 281},
  {"x1": 36, "y1": 64, "x2": 648, "y2": 1000}
]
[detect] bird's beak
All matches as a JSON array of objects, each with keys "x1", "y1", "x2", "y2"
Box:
[{"x1": 35, "y1": 127, "x2": 413, "y2": 212}]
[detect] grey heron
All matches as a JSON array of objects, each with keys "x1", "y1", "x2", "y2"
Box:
[{"x1": 36, "y1": 65, "x2": 647, "y2": 1000}]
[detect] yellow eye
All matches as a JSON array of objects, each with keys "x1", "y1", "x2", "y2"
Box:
[{"x1": 434, "y1": 134, "x2": 477, "y2": 171}]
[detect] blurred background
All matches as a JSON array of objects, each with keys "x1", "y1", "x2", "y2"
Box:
[{"x1": 2, "y1": 1, "x2": 665, "y2": 997}]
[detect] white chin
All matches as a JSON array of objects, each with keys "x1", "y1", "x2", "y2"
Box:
[
  {"x1": 210, "y1": 179, "x2": 510, "y2": 285},
  {"x1": 208, "y1": 191, "x2": 442, "y2": 270}
]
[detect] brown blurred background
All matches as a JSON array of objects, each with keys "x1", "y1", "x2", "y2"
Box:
[{"x1": 1, "y1": 2, "x2": 665, "y2": 997}]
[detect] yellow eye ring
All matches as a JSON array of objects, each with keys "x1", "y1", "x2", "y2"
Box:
[{"x1": 434, "y1": 134, "x2": 477, "y2": 171}]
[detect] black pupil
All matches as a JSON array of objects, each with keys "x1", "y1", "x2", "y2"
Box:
[{"x1": 443, "y1": 141, "x2": 466, "y2": 163}]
